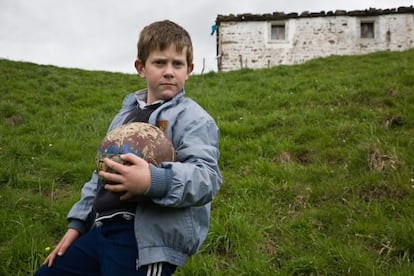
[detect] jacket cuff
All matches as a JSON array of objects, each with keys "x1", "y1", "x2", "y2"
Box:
[
  {"x1": 145, "y1": 164, "x2": 172, "y2": 198},
  {"x1": 68, "y1": 219, "x2": 88, "y2": 234}
]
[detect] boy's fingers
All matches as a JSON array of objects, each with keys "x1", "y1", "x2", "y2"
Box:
[
  {"x1": 104, "y1": 184, "x2": 126, "y2": 193},
  {"x1": 44, "y1": 248, "x2": 59, "y2": 267},
  {"x1": 104, "y1": 157, "x2": 125, "y2": 172},
  {"x1": 57, "y1": 245, "x2": 68, "y2": 257},
  {"x1": 120, "y1": 191, "x2": 134, "y2": 201},
  {"x1": 43, "y1": 229, "x2": 80, "y2": 267},
  {"x1": 120, "y1": 153, "x2": 142, "y2": 164},
  {"x1": 46, "y1": 255, "x2": 55, "y2": 267},
  {"x1": 99, "y1": 171, "x2": 124, "y2": 183}
]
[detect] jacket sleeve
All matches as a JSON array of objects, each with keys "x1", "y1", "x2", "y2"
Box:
[
  {"x1": 66, "y1": 171, "x2": 99, "y2": 234},
  {"x1": 145, "y1": 112, "x2": 222, "y2": 208}
]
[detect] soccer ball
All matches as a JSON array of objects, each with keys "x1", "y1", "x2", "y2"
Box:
[{"x1": 95, "y1": 122, "x2": 175, "y2": 175}]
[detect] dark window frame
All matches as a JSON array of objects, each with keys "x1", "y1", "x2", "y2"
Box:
[
  {"x1": 360, "y1": 21, "x2": 375, "y2": 39},
  {"x1": 270, "y1": 23, "x2": 286, "y2": 41}
]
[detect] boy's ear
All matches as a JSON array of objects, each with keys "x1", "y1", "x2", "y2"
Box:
[
  {"x1": 187, "y1": 63, "x2": 194, "y2": 75},
  {"x1": 135, "y1": 59, "x2": 145, "y2": 78}
]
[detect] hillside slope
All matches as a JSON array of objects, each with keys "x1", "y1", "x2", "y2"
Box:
[{"x1": 1, "y1": 49, "x2": 414, "y2": 274}]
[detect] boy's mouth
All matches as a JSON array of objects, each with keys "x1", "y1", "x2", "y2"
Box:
[{"x1": 160, "y1": 83, "x2": 175, "y2": 87}]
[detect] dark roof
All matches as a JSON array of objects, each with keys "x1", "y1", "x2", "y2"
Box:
[{"x1": 216, "y1": 6, "x2": 414, "y2": 24}]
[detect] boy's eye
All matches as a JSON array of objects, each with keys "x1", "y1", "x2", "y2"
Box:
[
  {"x1": 154, "y1": 60, "x2": 166, "y2": 66},
  {"x1": 173, "y1": 61, "x2": 185, "y2": 68},
  {"x1": 151, "y1": 59, "x2": 186, "y2": 68}
]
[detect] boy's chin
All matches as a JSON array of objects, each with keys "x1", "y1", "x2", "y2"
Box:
[
  {"x1": 148, "y1": 88, "x2": 181, "y2": 103},
  {"x1": 159, "y1": 90, "x2": 180, "y2": 100}
]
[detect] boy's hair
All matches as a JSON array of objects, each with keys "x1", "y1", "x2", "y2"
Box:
[{"x1": 137, "y1": 20, "x2": 193, "y2": 66}]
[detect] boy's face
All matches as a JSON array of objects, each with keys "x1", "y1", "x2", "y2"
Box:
[{"x1": 135, "y1": 44, "x2": 194, "y2": 104}]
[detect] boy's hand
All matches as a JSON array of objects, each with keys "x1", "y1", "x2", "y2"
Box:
[
  {"x1": 44, "y1": 228, "x2": 80, "y2": 267},
  {"x1": 99, "y1": 153, "x2": 151, "y2": 200}
]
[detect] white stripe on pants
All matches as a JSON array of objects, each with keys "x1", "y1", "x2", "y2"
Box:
[{"x1": 146, "y1": 263, "x2": 163, "y2": 276}]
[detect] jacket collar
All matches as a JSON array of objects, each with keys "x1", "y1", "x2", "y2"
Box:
[{"x1": 127, "y1": 88, "x2": 185, "y2": 108}]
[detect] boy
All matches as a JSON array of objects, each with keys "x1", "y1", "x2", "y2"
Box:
[{"x1": 35, "y1": 20, "x2": 222, "y2": 275}]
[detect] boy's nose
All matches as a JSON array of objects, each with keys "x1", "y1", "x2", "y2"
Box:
[{"x1": 163, "y1": 64, "x2": 174, "y2": 78}]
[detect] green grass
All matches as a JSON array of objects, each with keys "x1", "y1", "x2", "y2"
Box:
[{"x1": 1, "y1": 49, "x2": 414, "y2": 275}]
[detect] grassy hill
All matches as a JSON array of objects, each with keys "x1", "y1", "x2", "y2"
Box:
[{"x1": 1, "y1": 49, "x2": 414, "y2": 275}]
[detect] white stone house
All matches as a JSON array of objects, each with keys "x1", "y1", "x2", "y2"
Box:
[{"x1": 215, "y1": 6, "x2": 414, "y2": 72}]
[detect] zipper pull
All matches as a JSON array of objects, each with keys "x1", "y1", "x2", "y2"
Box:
[{"x1": 136, "y1": 258, "x2": 140, "y2": 270}]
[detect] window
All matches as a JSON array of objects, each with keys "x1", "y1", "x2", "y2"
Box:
[
  {"x1": 361, "y1": 22, "x2": 374, "y2": 38},
  {"x1": 271, "y1": 23, "x2": 286, "y2": 40}
]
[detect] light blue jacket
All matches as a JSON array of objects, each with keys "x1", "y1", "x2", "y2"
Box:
[{"x1": 67, "y1": 89, "x2": 222, "y2": 267}]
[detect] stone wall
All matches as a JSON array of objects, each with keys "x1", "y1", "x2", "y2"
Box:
[{"x1": 216, "y1": 7, "x2": 414, "y2": 71}]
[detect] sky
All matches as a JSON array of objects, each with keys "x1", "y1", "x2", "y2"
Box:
[{"x1": 0, "y1": 0, "x2": 413, "y2": 74}]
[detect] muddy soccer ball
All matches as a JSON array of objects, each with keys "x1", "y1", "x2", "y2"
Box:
[{"x1": 95, "y1": 122, "x2": 175, "y2": 175}]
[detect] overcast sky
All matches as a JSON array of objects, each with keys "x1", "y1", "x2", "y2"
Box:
[{"x1": 1, "y1": 0, "x2": 413, "y2": 74}]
